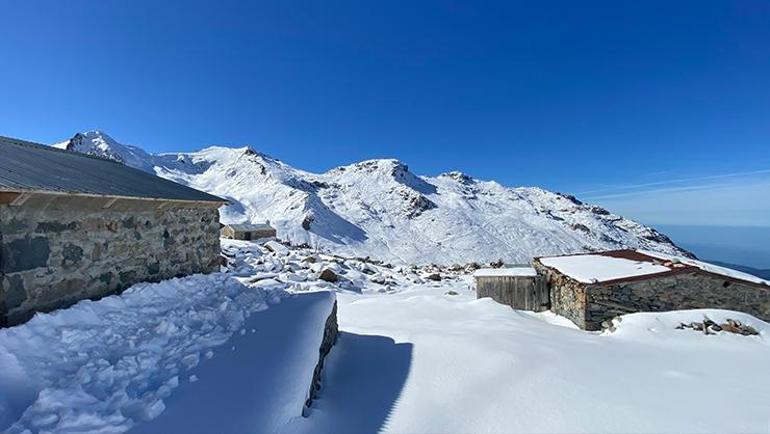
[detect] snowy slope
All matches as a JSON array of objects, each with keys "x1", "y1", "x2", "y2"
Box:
[
  {"x1": 294, "y1": 286, "x2": 770, "y2": 434},
  {"x1": 56, "y1": 131, "x2": 688, "y2": 264}
]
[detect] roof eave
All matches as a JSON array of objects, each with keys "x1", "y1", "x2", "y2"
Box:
[{"x1": 0, "y1": 188, "x2": 229, "y2": 207}]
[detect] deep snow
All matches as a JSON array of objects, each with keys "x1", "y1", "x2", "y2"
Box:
[
  {"x1": 297, "y1": 284, "x2": 770, "y2": 434},
  {"x1": 55, "y1": 130, "x2": 688, "y2": 265},
  {"x1": 0, "y1": 240, "x2": 338, "y2": 433},
  {"x1": 2, "y1": 239, "x2": 768, "y2": 433}
]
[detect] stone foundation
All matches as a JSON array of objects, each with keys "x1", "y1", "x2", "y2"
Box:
[{"x1": 0, "y1": 195, "x2": 221, "y2": 326}]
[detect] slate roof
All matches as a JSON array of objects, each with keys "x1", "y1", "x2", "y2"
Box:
[
  {"x1": 0, "y1": 136, "x2": 226, "y2": 203},
  {"x1": 225, "y1": 223, "x2": 275, "y2": 232}
]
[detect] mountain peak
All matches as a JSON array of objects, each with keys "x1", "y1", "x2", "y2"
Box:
[
  {"x1": 53, "y1": 131, "x2": 690, "y2": 265},
  {"x1": 439, "y1": 171, "x2": 475, "y2": 184}
]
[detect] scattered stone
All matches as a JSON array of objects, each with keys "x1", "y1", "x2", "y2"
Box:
[
  {"x1": 318, "y1": 269, "x2": 338, "y2": 283},
  {"x1": 370, "y1": 275, "x2": 387, "y2": 284},
  {"x1": 677, "y1": 317, "x2": 759, "y2": 336}
]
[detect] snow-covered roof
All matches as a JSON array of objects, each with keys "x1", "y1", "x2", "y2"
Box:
[
  {"x1": 0, "y1": 136, "x2": 226, "y2": 203},
  {"x1": 537, "y1": 250, "x2": 770, "y2": 287},
  {"x1": 538, "y1": 255, "x2": 670, "y2": 284},
  {"x1": 637, "y1": 249, "x2": 770, "y2": 286},
  {"x1": 473, "y1": 267, "x2": 538, "y2": 278}
]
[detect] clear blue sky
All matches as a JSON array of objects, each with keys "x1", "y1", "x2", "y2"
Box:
[{"x1": 1, "y1": 0, "x2": 769, "y2": 227}]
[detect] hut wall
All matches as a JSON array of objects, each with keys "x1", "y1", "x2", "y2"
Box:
[
  {"x1": 220, "y1": 226, "x2": 236, "y2": 239},
  {"x1": 0, "y1": 195, "x2": 221, "y2": 326},
  {"x1": 475, "y1": 275, "x2": 549, "y2": 312},
  {"x1": 533, "y1": 261, "x2": 588, "y2": 329},
  {"x1": 585, "y1": 272, "x2": 770, "y2": 331},
  {"x1": 252, "y1": 228, "x2": 277, "y2": 239},
  {"x1": 534, "y1": 260, "x2": 770, "y2": 331}
]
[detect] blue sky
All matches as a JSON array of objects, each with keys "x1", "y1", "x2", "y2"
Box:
[{"x1": 1, "y1": 0, "x2": 769, "y2": 228}]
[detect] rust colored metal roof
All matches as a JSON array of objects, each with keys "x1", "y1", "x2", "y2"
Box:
[{"x1": 535, "y1": 249, "x2": 769, "y2": 289}]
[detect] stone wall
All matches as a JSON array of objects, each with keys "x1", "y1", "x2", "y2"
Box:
[
  {"x1": 534, "y1": 259, "x2": 770, "y2": 331},
  {"x1": 0, "y1": 195, "x2": 221, "y2": 326},
  {"x1": 304, "y1": 300, "x2": 338, "y2": 413},
  {"x1": 533, "y1": 261, "x2": 588, "y2": 329},
  {"x1": 585, "y1": 271, "x2": 770, "y2": 331}
]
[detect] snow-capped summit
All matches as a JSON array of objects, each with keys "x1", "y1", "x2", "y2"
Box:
[
  {"x1": 53, "y1": 131, "x2": 689, "y2": 265},
  {"x1": 54, "y1": 130, "x2": 157, "y2": 172}
]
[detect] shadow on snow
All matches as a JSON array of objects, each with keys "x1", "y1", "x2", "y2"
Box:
[{"x1": 304, "y1": 332, "x2": 413, "y2": 434}]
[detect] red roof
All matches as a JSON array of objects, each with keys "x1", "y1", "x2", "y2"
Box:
[{"x1": 535, "y1": 249, "x2": 769, "y2": 288}]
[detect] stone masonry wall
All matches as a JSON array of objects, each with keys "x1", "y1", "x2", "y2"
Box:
[
  {"x1": 535, "y1": 259, "x2": 770, "y2": 331},
  {"x1": 0, "y1": 198, "x2": 221, "y2": 326},
  {"x1": 533, "y1": 261, "x2": 588, "y2": 329},
  {"x1": 585, "y1": 272, "x2": 770, "y2": 331}
]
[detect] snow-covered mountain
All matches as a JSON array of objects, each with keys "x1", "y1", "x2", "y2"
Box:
[{"x1": 55, "y1": 130, "x2": 689, "y2": 264}]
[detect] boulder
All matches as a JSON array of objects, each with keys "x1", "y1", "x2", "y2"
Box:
[{"x1": 319, "y1": 269, "x2": 338, "y2": 283}]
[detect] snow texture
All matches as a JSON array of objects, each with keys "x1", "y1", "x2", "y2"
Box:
[
  {"x1": 55, "y1": 130, "x2": 689, "y2": 265},
  {"x1": 292, "y1": 284, "x2": 770, "y2": 434},
  {"x1": 1, "y1": 239, "x2": 768, "y2": 433},
  {"x1": 0, "y1": 240, "x2": 337, "y2": 433}
]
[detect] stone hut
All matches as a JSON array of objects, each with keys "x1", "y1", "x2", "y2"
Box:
[
  {"x1": 473, "y1": 266, "x2": 548, "y2": 312},
  {"x1": 533, "y1": 249, "x2": 770, "y2": 330},
  {"x1": 0, "y1": 136, "x2": 228, "y2": 326},
  {"x1": 221, "y1": 223, "x2": 276, "y2": 241}
]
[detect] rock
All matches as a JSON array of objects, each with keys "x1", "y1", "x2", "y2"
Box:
[
  {"x1": 301, "y1": 214, "x2": 313, "y2": 230},
  {"x1": 444, "y1": 290, "x2": 459, "y2": 296},
  {"x1": 319, "y1": 268, "x2": 338, "y2": 283},
  {"x1": 426, "y1": 273, "x2": 442, "y2": 281},
  {"x1": 370, "y1": 275, "x2": 387, "y2": 284}
]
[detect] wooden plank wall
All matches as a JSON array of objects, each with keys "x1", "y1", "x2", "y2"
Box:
[{"x1": 475, "y1": 276, "x2": 550, "y2": 312}]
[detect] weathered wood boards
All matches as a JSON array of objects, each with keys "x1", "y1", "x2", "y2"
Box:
[{"x1": 475, "y1": 274, "x2": 549, "y2": 312}]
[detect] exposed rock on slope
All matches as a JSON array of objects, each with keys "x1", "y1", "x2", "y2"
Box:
[{"x1": 56, "y1": 131, "x2": 688, "y2": 265}]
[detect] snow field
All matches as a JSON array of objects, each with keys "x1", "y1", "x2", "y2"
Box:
[
  {"x1": 296, "y1": 284, "x2": 770, "y2": 434},
  {"x1": 2, "y1": 237, "x2": 768, "y2": 433}
]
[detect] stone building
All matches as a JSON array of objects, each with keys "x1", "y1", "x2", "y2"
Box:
[
  {"x1": 0, "y1": 136, "x2": 228, "y2": 326},
  {"x1": 533, "y1": 250, "x2": 770, "y2": 330},
  {"x1": 221, "y1": 222, "x2": 276, "y2": 241}
]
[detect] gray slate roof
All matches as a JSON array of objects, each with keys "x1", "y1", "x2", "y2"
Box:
[
  {"x1": 225, "y1": 223, "x2": 275, "y2": 232},
  {"x1": 0, "y1": 136, "x2": 226, "y2": 203}
]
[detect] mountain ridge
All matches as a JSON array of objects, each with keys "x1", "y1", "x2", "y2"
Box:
[{"x1": 55, "y1": 130, "x2": 690, "y2": 265}]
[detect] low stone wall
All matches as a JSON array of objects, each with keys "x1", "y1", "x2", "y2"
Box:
[
  {"x1": 586, "y1": 272, "x2": 770, "y2": 331},
  {"x1": 304, "y1": 300, "x2": 339, "y2": 413},
  {"x1": 0, "y1": 196, "x2": 221, "y2": 326}
]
